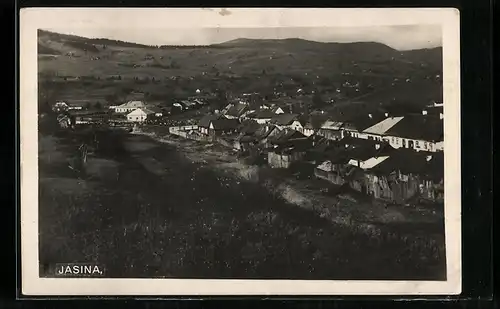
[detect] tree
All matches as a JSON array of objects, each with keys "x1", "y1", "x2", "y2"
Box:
[
  {"x1": 105, "y1": 94, "x2": 118, "y2": 105},
  {"x1": 311, "y1": 115, "x2": 327, "y2": 130},
  {"x1": 39, "y1": 100, "x2": 52, "y2": 114},
  {"x1": 312, "y1": 93, "x2": 325, "y2": 109},
  {"x1": 213, "y1": 89, "x2": 228, "y2": 111}
]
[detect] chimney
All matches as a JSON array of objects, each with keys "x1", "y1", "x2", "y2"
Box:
[
  {"x1": 422, "y1": 110, "x2": 428, "y2": 115},
  {"x1": 368, "y1": 113, "x2": 373, "y2": 119},
  {"x1": 375, "y1": 144, "x2": 381, "y2": 150},
  {"x1": 384, "y1": 113, "x2": 389, "y2": 117},
  {"x1": 440, "y1": 112, "x2": 444, "y2": 120},
  {"x1": 426, "y1": 155, "x2": 433, "y2": 162}
]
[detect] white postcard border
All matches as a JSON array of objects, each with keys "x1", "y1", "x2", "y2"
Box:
[{"x1": 20, "y1": 7, "x2": 461, "y2": 296}]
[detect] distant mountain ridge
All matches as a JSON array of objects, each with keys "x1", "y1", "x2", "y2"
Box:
[
  {"x1": 216, "y1": 37, "x2": 397, "y2": 50},
  {"x1": 39, "y1": 29, "x2": 441, "y2": 53},
  {"x1": 38, "y1": 29, "x2": 156, "y2": 49}
]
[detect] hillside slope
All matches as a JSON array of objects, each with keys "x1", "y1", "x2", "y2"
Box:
[
  {"x1": 38, "y1": 29, "x2": 442, "y2": 76},
  {"x1": 37, "y1": 30, "x2": 443, "y2": 109}
]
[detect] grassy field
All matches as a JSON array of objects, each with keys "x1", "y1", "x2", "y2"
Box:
[{"x1": 39, "y1": 126, "x2": 446, "y2": 279}]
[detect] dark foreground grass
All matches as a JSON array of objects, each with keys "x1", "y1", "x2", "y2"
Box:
[{"x1": 39, "y1": 128, "x2": 446, "y2": 280}]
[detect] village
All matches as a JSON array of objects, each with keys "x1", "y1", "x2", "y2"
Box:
[
  {"x1": 52, "y1": 91, "x2": 444, "y2": 207},
  {"x1": 35, "y1": 25, "x2": 450, "y2": 281}
]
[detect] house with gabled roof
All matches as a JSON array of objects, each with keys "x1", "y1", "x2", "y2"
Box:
[
  {"x1": 362, "y1": 116, "x2": 404, "y2": 137},
  {"x1": 223, "y1": 102, "x2": 249, "y2": 119},
  {"x1": 209, "y1": 118, "x2": 240, "y2": 136},
  {"x1": 114, "y1": 101, "x2": 146, "y2": 113},
  {"x1": 198, "y1": 114, "x2": 221, "y2": 135},
  {"x1": 363, "y1": 149, "x2": 444, "y2": 203},
  {"x1": 57, "y1": 113, "x2": 72, "y2": 129},
  {"x1": 127, "y1": 108, "x2": 155, "y2": 122},
  {"x1": 271, "y1": 113, "x2": 304, "y2": 131},
  {"x1": 302, "y1": 122, "x2": 316, "y2": 137},
  {"x1": 382, "y1": 114, "x2": 443, "y2": 152},
  {"x1": 317, "y1": 120, "x2": 345, "y2": 141},
  {"x1": 271, "y1": 106, "x2": 285, "y2": 114},
  {"x1": 248, "y1": 110, "x2": 276, "y2": 124},
  {"x1": 341, "y1": 113, "x2": 387, "y2": 139},
  {"x1": 233, "y1": 121, "x2": 259, "y2": 149},
  {"x1": 52, "y1": 101, "x2": 69, "y2": 112},
  {"x1": 180, "y1": 100, "x2": 198, "y2": 110},
  {"x1": 267, "y1": 130, "x2": 312, "y2": 169},
  {"x1": 313, "y1": 136, "x2": 394, "y2": 188}
]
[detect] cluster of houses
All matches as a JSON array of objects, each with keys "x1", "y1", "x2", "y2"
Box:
[
  {"x1": 109, "y1": 97, "x2": 209, "y2": 120},
  {"x1": 188, "y1": 101, "x2": 445, "y2": 204},
  {"x1": 52, "y1": 95, "x2": 445, "y2": 205},
  {"x1": 109, "y1": 101, "x2": 164, "y2": 122},
  {"x1": 55, "y1": 97, "x2": 209, "y2": 128}
]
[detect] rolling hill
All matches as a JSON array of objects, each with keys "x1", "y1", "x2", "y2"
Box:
[
  {"x1": 38, "y1": 29, "x2": 442, "y2": 76},
  {"x1": 37, "y1": 29, "x2": 443, "y2": 110}
]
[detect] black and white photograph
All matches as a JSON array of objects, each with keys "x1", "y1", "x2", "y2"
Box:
[{"x1": 20, "y1": 8, "x2": 461, "y2": 296}]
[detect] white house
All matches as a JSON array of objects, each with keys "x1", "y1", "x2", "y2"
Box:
[
  {"x1": 359, "y1": 114, "x2": 444, "y2": 153},
  {"x1": 340, "y1": 113, "x2": 388, "y2": 140},
  {"x1": 316, "y1": 121, "x2": 344, "y2": 141},
  {"x1": 288, "y1": 120, "x2": 304, "y2": 132},
  {"x1": 181, "y1": 100, "x2": 197, "y2": 110},
  {"x1": 173, "y1": 102, "x2": 184, "y2": 111},
  {"x1": 271, "y1": 114, "x2": 303, "y2": 131},
  {"x1": 361, "y1": 116, "x2": 405, "y2": 140},
  {"x1": 127, "y1": 108, "x2": 154, "y2": 122},
  {"x1": 115, "y1": 101, "x2": 146, "y2": 113},
  {"x1": 52, "y1": 101, "x2": 69, "y2": 112},
  {"x1": 348, "y1": 155, "x2": 391, "y2": 170},
  {"x1": 271, "y1": 106, "x2": 285, "y2": 114},
  {"x1": 302, "y1": 123, "x2": 315, "y2": 137}
]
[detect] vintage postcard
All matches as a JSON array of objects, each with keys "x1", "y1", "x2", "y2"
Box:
[{"x1": 20, "y1": 8, "x2": 461, "y2": 296}]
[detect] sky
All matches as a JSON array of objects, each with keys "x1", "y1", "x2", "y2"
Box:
[{"x1": 48, "y1": 25, "x2": 442, "y2": 51}]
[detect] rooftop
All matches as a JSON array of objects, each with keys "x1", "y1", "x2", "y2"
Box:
[
  {"x1": 337, "y1": 136, "x2": 395, "y2": 161},
  {"x1": 198, "y1": 114, "x2": 220, "y2": 127},
  {"x1": 367, "y1": 149, "x2": 444, "y2": 180},
  {"x1": 211, "y1": 118, "x2": 240, "y2": 130},
  {"x1": 238, "y1": 120, "x2": 261, "y2": 135},
  {"x1": 321, "y1": 121, "x2": 344, "y2": 130},
  {"x1": 269, "y1": 129, "x2": 302, "y2": 142},
  {"x1": 253, "y1": 110, "x2": 276, "y2": 119},
  {"x1": 385, "y1": 114, "x2": 443, "y2": 141},
  {"x1": 225, "y1": 103, "x2": 248, "y2": 118},
  {"x1": 271, "y1": 113, "x2": 299, "y2": 126},
  {"x1": 116, "y1": 100, "x2": 145, "y2": 109},
  {"x1": 362, "y1": 116, "x2": 405, "y2": 135},
  {"x1": 344, "y1": 113, "x2": 388, "y2": 132}
]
